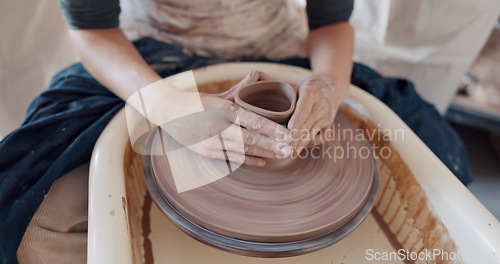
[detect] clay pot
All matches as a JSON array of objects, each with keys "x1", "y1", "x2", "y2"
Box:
[
  {"x1": 145, "y1": 66, "x2": 378, "y2": 258},
  {"x1": 234, "y1": 81, "x2": 296, "y2": 125},
  {"x1": 234, "y1": 80, "x2": 297, "y2": 169}
]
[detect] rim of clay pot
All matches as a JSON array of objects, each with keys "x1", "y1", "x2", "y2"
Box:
[{"x1": 234, "y1": 80, "x2": 296, "y2": 124}]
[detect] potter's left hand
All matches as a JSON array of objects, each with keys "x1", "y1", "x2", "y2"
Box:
[{"x1": 288, "y1": 74, "x2": 339, "y2": 156}]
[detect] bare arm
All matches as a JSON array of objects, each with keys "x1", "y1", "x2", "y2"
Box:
[
  {"x1": 289, "y1": 22, "x2": 354, "y2": 154},
  {"x1": 68, "y1": 27, "x2": 292, "y2": 165},
  {"x1": 307, "y1": 22, "x2": 354, "y2": 108},
  {"x1": 68, "y1": 27, "x2": 162, "y2": 101}
]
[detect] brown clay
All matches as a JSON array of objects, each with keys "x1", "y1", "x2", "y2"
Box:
[
  {"x1": 235, "y1": 80, "x2": 296, "y2": 125},
  {"x1": 149, "y1": 78, "x2": 376, "y2": 242},
  {"x1": 151, "y1": 115, "x2": 375, "y2": 243}
]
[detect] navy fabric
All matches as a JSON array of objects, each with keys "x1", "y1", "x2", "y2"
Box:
[
  {"x1": 255, "y1": 58, "x2": 472, "y2": 185},
  {"x1": 0, "y1": 37, "x2": 472, "y2": 263},
  {"x1": 349, "y1": 64, "x2": 472, "y2": 185}
]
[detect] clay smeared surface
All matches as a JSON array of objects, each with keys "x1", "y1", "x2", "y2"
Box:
[
  {"x1": 150, "y1": 113, "x2": 375, "y2": 242},
  {"x1": 121, "y1": 79, "x2": 460, "y2": 264}
]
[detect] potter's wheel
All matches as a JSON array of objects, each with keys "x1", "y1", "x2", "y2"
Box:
[{"x1": 144, "y1": 114, "x2": 379, "y2": 257}]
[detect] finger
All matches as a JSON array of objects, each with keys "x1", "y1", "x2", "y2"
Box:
[
  {"x1": 218, "y1": 88, "x2": 237, "y2": 101},
  {"x1": 234, "y1": 69, "x2": 260, "y2": 88},
  {"x1": 301, "y1": 111, "x2": 318, "y2": 132},
  {"x1": 218, "y1": 70, "x2": 260, "y2": 100},
  {"x1": 230, "y1": 103, "x2": 292, "y2": 143},
  {"x1": 292, "y1": 130, "x2": 312, "y2": 157},
  {"x1": 200, "y1": 148, "x2": 266, "y2": 167},
  {"x1": 205, "y1": 99, "x2": 291, "y2": 146},
  {"x1": 199, "y1": 133, "x2": 276, "y2": 162},
  {"x1": 301, "y1": 127, "x2": 326, "y2": 148},
  {"x1": 225, "y1": 150, "x2": 266, "y2": 167},
  {"x1": 311, "y1": 116, "x2": 333, "y2": 133},
  {"x1": 291, "y1": 95, "x2": 332, "y2": 146},
  {"x1": 309, "y1": 109, "x2": 336, "y2": 144},
  {"x1": 221, "y1": 140, "x2": 276, "y2": 159},
  {"x1": 290, "y1": 103, "x2": 320, "y2": 155},
  {"x1": 288, "y1": 89, "x2": 313, "y2": 131},
  {"x1": 295, "y1": 140, "x2": 310, "y2": 157},
  {"x1": 223, "y1": 124, "x2": 292, "y2": 158},
  {"x1": 310, "y1": 127, "x2": 330, "y2": 146},
  {"x1": 239, "y1": 153, "x2": 267, "y2": 167},
  {"x1": 307, "y1": 108, "x2": 338, "y2": 146}
]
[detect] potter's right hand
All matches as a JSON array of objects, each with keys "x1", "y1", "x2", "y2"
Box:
[
  {"x1": 185, "y1": 96, "x2": 293, "y2": 167},
  {"x1": 132, "y1": 70, "x2": 292, "y2": 167}
]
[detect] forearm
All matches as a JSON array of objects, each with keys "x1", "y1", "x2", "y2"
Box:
[
  {"x1": 68, "y1": 28, "x2": 162, "y2": 101},
  {"x1": 307, "y1": 22, "x2": 354, "y2": 104}
]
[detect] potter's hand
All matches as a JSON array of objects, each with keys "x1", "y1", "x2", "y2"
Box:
[
  {"x1": 187, "y1": 97, "x2": 292, "y2": 167},
  {"x1": 154, "y1": 70, "x2": 292, "y2": 167},
  {"x1": 288, "y1": 74, "x2": 338, "y2": 156}
]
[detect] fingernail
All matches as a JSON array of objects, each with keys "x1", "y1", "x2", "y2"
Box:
[
  {"x1": 247, "y1": 69, "x2": 257, "y2": 78},
  {"x1": 280, "y1": 145, "x2": 292, "y2": 158},
  {"x1": 257, "y1": 160, "x2": 266, "y2": 167},
  {"x1": 230, "y1": 103, "x2": 239, "y2": 112},
  {"x1": 251, "y1": 118, "x2": 263, "y2": 130},
  {"x1": 274, "y1": 152, "x2": 284, "y2": 159},
  {"x1": 245, "y1": 133, "x2": 256, "y2": 145}
]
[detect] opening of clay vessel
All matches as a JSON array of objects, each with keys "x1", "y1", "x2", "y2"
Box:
[
  {"x1": 239, "y1": 87, "x2": 292, "y2": 112},
  {"x1": 236, "y1": 81, "x2": 296, "y2": 125}
]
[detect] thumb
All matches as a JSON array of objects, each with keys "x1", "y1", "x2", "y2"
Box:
[{"x1": 218, "y1": 69, "x2": 260, "y2": 100}]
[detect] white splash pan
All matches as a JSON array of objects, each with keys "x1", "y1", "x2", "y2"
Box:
[{"x1": 89, "y1": 62, "x2": 500, "y2": 264}]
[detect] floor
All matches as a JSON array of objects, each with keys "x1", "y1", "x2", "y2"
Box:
[{"x1": 451, "y1": 123, "x2": 500, "y2": 220}]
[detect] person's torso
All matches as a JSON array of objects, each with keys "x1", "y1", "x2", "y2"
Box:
[{"x1": 119, "y1": 0, "x2": 308, "y2": 59}]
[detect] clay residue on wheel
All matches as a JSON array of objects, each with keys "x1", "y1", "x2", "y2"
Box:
[
  {"x1": 150, "y1": 113, "x2": 375, "y2": 242},
  {"x1": 124, "y1": 142, "x2": 151, "y2": 264},
  {"x1": 341, "y1": 104, "x2": 461, "y2": 264},
  {"x1": 122, "y1": 79, "x2": 460, "y2": 263}
]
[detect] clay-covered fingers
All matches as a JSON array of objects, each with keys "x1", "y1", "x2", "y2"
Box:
[
  {"x1": 229, "y1": 152, "x2": 266, "y2": 167},
  {"x1": 294, "y1": 107, "x2": 334, "y2": 154},
  {"x1": 288, "y1": 75, "x2": 337, "y2": 156},
  {"x1": 288, "y1": 86, "x2": 316, "y2": 156},
  {"x1": 217, "y1": 70, "x2": 279, "y2": 101},
  {"x1": 188, "y1": 96, "x2": 292, "y2": 165},
  {"x1": 291, "y1": 113, "x2": 318, "y2": 157},
  {"x1": 210, "y1": 124, "x2": 278, "y2": 158},
  {"x1": 303, "y1": 127, "x2": 329, "y2": 148},
  {"x1": 222, "y1": 140, "x2": 276, "y2": 159},
  {"x1": 230, "y1": 103, "x2": 293, "y2": 157},
  {"x1": 193, "y1": 146, "x2": 266, "y2": 167},
  {"x1": 288, "y1": 90, "x2": 314, "y2": 131},
  {"x1": 223, "y1": 124, "x2": 291, "y2": 158},
  {"x1": 189, "y1": 132, "x2": 274, "y2": 167},
  {"x1": 218, "y1": 69, "x2": 261, "y2": 100}
]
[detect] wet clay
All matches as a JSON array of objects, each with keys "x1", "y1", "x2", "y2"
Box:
[
  {"x1": 150, "y1": 114, "x2": 375, "y2": 244},
  {"x1": 235, "y1": 81, "x2": 296, "y2": 124},
  {"x1": 132, "y1": 79, "x2": 459, "y2": 260},
  {"x1": 149, "y1": 79, "x2": 376, "y2": 243}
]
